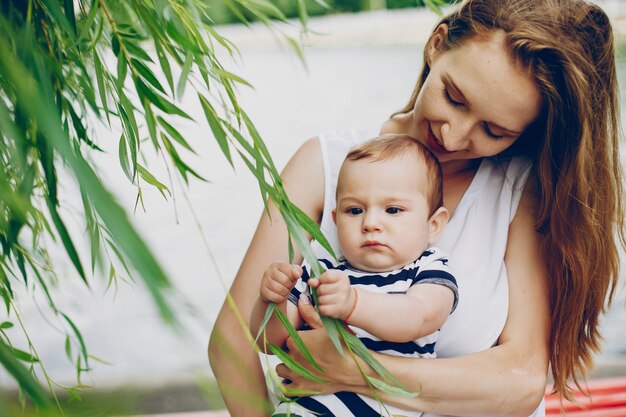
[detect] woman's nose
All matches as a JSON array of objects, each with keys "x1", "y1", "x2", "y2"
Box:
[{"x1": 440, "y1": 119, "x2": 472, "y2": 151}]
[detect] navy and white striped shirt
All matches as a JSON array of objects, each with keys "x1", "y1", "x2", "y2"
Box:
[{"x1": 280, "y1": 247, "x2": 458, "y2": 417}]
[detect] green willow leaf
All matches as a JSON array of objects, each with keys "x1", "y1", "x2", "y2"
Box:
[
  {"x1": 254, "y1": 302, "x2": 276, "y2": 344},
  {"x1": 177, "y1": 51, "x2": 193, "y2": 99},
  {"x1": 367, "y1": 376, "x2": 418, "y2": 398},
  {"x1": 61, "y1": 313, "x2": 89, "y2": 369},
  {"x1": 46, "y1": 200, "x2": 87, "y2": 284},
  {"x1": 288, "y1": 201, "x2": 337, "y2": 261},
  {"x1": 158, "y1": 117, "x2": 196, "y2": 153},
  {"x1": 78, "y1": 0, "x2": 100, "y2": 42},
  {"x1": 155, "y1": 41, "x2": 175, "y2": 95},
  {"x1": 12, "y1": 348, "x2": 39, "y2": 364},
  {"x1": 39, "y1": 0, "x2": 75, "y2": 38},
  {"x1": 132, "y1": 58, "x2": 166, "y2": 94},
  {"x1": 125, "y1": 40, "x2": 154, "y2": 62},
  {"x1": 65, "y1": 335, "x2": 72, "y2": 362},
  {"x1": 63, "y1": 0, "x2": 77, "y2": 35},
  {"x1": 199, "y1": 95, "x2": 233, "y2": 166},
  {"x1": 68, "y1": 105, "x2": 104, "y2": 151},
  {"x1": 213, "y1": 68, "x2": 253, "y2": 88},
  {"x1": 118, "y1": 99, "x2": 139, "y2": 178},
  {"x1": 339, "y1": 325, "x2": 409, "y2": 391},
  {"x1": 321, "y1": 315, "x2": 343, "y2": 355},
  {"x1": 241, "y1": 110, "x2": 279, "y2": 177},
  {"x1": 297, "y1": 0, "x2": 308, "y2": 29},
  {"x1": 274, "y1": 308, "x2": 324, "y2": 374},
  {"x1": 144, "y1": 103, "x2": 159, "y2": 148},
  {"x1": 137, "y1": 164, "x2": 170, "y2": 198},
  {"x1": 268, "y1": 343, "x2": 326, "y2": 384},
  {"x1": 135, "y1": 78, "x2": 192, "y2": 119},
  {"x1": 0, "y1": 341, "x2": 50, "y2": 408},
  {"x1": 161, "y1": 133, "x2": 207, "y2": 183},
  {"x1": 0, "y1": 322, "x2": 13, "y2": 329},
  {"x1": 93, "y1": 50, "x2": 111, "y2": 125},
  {"x1": 118, "y1": 133, "x2": 133, "y2": 181},
  {"x1": 165, "y1": 20, "x2": 200, "y2": 52},
  {"x1": 116, "y1": 52, "x2": 128, "y2": 88}
]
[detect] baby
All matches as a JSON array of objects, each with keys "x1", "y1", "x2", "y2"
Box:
[{"x1": 250, "y1": 134, "x2": 459, "y2": 417}]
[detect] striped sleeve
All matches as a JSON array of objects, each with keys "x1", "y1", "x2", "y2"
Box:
[
  {"x1": 412, "y1": 248, "x2": 459, "y2": 313},
  {"x1": 288, "y1": 263, "x2": 311, "y2": 307}
]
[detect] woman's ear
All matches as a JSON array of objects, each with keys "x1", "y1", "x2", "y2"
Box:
[
  {"x1": 427, "y1": 24, "x2": 449, "y2": 65},
  {"x1": 427, "y1": 206, "x2": 449, "y2": 244}
]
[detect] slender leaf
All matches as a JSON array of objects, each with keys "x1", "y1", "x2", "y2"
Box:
[
  {"x1": 12, "y1": 348, "x2": 39, "y2": 363},
  {"x1": 0, "y1": 341, "x2": 50, "y2": 408},
  {"x1": 118, "y1": 133, "x2": 133, "y2": 181},
  {"x1": 93, "y1": 50, "x2": 110, "y2": 125},
  {"x1": 367, "y1": 376, "x2": 418, "y2": 398},
  {"x1": 137, "y1": 164, "x2": 170, "y2": 198},
  {"x1": 47, "y1": 200, "x2": 87, "y2": 284},
  {"x1": 176, "y1": 51, "x2": 193, "y2": 99},
  {"x1": 199, "y1": 95, "x2": 233, "y2": 166},
  {"x1": 254, "y1": 302, "x2": 276, "y2": 344},
  {"x1": 155, "y1": 41, "x2": 174, "y2": 95},
  {"x1": 288, "y1": 202, "x2": 336, "y2": 261},
  {"x1": 63, "y1": 0, "x2": 77, "y2": 35},
  {"x1": 132, "y1": 58, "x2": 166, "y2": 94},
  {"x1": 158, "y1": 117, "x2": 196, "y2": 153},
  {"x1": 61, "y1": 313, "x2": 89, "y2": 369},
  {"x1": 78, "y1": 0, "x2": 99, "y2": 42},
  {"x1": 274, "y1": 308, "x2": 324, "y2": 373},
  {"x1": 268, "y1": 343, "x2": 326, "y2": 384},
  {"x1": 135, "y1": 78, "x2": 192, "y2": 119}
]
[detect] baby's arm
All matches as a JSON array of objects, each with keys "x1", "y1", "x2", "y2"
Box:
[
  {"x1": 250, "y1": 262, "x2": 304, "y2": 353},
  {"x1": 310, "y1": 270, "x2": 455, "y2": 343},
  {"x1": 350, "y1": 284, "x2": 454, "y2": 342}
]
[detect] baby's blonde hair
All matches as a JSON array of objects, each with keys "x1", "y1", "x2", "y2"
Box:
[{"x1": 342, "y1": 134, "x2": 443, "y2": 216}]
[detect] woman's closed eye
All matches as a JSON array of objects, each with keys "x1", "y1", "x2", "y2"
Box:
[
  {"x1": 443, "y1": 86, "x2": 464, "y2": 108},
  {"x1": 444, "y1": 86, "x2": 505, "y2": 140},
  {"x1": 482, "y1": 122, "x2": 504, "y2": 139}
]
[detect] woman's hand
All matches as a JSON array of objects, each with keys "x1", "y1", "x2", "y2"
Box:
[{"x1": 275, "y1": 296, "x2": 365, "y2": 394}]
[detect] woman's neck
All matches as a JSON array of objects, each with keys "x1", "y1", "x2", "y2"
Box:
[{"x1": 441, "y1": 158, "x2": 482, "y2": 177}]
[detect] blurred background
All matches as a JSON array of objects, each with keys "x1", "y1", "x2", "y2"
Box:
[{"x1": 0, "y1": 1, "x2": 625, "y2": 415}]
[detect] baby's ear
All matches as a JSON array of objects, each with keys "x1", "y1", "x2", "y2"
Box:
[
  {"x1": 428, "y1": 207, "x2": 449, "y2": 243},
  {"x1": 332, "y1": 208, "x2": 337, "y2": 225}
]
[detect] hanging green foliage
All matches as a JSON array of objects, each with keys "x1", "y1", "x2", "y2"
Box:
[{"x1": 0, "y1": 0, "x2": 446, "y2": 413}]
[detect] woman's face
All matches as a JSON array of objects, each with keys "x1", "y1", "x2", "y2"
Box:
[{"x1": 409, "y1": 27, "x2": 542, "y2": 167}]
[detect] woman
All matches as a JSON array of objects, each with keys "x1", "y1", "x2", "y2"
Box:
[{"x1": 209, "y1": 0, "x2": 625, "y2": 416}]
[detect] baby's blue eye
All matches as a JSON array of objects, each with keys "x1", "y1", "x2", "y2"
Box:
[
  {"x1": 348, "y1": 207, "x2": 363, "y2": 215},
  {"x1": 386, "y1": 207, "x2": 401, "y2": 214}
]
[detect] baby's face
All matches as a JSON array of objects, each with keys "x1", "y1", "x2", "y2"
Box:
[{"x1": 333, "y1": 155, "x2": 433, "y2": 272}]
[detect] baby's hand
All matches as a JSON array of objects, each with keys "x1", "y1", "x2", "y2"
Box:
[
  {"x1": 308, "y1": 270, "x2": 356, "y2": 320},
  {"x1": 260, "y1": 262, "x2": 302, "y2": 304}
]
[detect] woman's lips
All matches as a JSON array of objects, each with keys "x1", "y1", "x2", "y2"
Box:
[{"x1": 427, "y1": 126, "x2": 455, "y2": 155}]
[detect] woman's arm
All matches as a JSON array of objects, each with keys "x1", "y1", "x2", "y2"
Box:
[
  {"x1": 277, "y1": 189, "x2": 550, "y2": 417},
  {"x1": 208, "y1": 138, "x2": 325, "y2": 417}
]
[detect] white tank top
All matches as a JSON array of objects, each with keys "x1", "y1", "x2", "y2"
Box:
[{"x1": 310, "y1": 127, "x2": 545, "y2": 417}]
